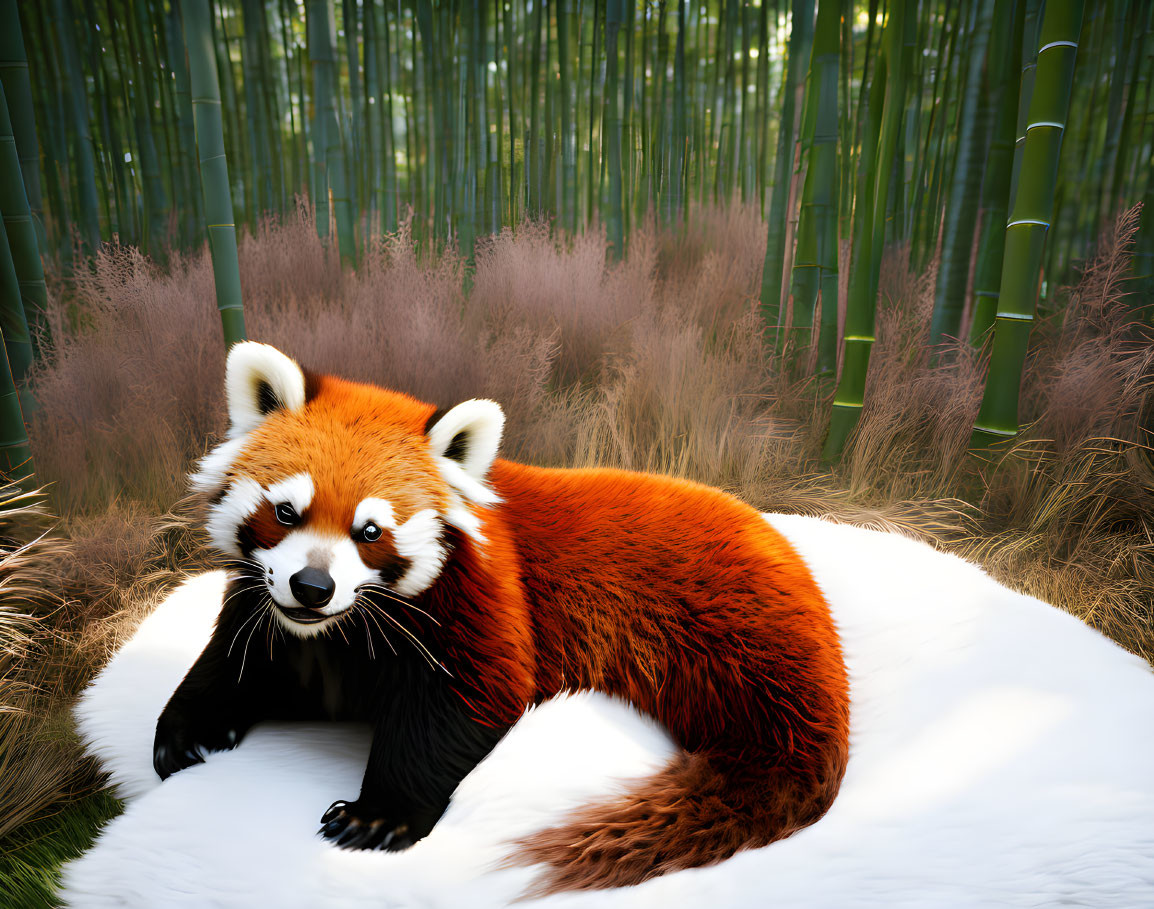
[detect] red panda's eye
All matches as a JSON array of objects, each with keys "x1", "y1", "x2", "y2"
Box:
[
  {"x1": 359, "y1": 522, "x2": 382, "y2": 543},
  {"x1": 274, "y1": 502, "x2": 299, "y2": 526}
]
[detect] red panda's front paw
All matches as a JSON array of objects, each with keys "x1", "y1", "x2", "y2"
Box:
[
  {"x1": 318, "y1": 799, "x2": 424, "y2": 851},
  {"x1": 153, "y1": 703, "x2": 242, "y2": 780}
]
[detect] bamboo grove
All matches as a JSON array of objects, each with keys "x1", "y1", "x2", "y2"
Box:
[{"x1": 1, "y1": 0, "x2": 1152, "y2": 468}]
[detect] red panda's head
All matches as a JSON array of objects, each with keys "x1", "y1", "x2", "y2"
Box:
[{"x1": 191, "y1": 342, "x2": 504, "y2": 638}]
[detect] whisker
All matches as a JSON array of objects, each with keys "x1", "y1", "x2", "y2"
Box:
[
  {"x1": 237, "y1": 602, "x2": 267, "y2": 683},
  {"x1": 264, "y1": 597, "x2": 277, "y2": 660},
  {"x1": 363, "y1": 601, "x2": 448, "y2": 675},
  {"x1": 357, "y1": 584, "x2": 442, "y2": 626},
  {"x1": 222, "y1": 582, "x2": 265, "y2": 608},
  {"x1": 356, "y1": 597, "x2": 398, "y2": 657},
  {"x1": 359, "y1": 610, "x2": 376, "y2": 660},
  {"x1": 227, "y1": 606, "x2": 265, "y2": 659},
  {"x1": 331, "y1": 611, "x2": 351, "y2": 647}
]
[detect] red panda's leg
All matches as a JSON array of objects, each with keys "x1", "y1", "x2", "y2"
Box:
[
  {"x1": 513, "y1": 740, "x2": 847, "y2": 894},
  {"x1": 318, "y1": 669, "x2": 511, "y2": 851},
  {"x1": 154, "y1": 592, "x2": 295, "y2": 780}
]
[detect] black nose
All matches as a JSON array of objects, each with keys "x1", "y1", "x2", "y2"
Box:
[{"x1": 289, "y1": 567, "x2": 335, "y2": 609}]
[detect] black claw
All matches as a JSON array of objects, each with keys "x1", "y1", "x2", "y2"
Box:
[
  {"x1": 383, "y1": 832, "x2": 414, "y2": 852},
  {"x1": 339, "y1": 824, "x2": 372, "y2": 849},
  {"x1": 320, "y1": 800, "x2": 349, "y2": 825},
  {"x1": 336, "y1": 822, "x2": 367, "y2": 847},
  {"x1": 361, "y1": 824, "x2": 392, "y2": 851},
  {"x1": 320, "y1": 817, "x2": 350, "y2": 839},
  {"x1": 316, "y1": 800, "x2": 419, "y2": 852}
]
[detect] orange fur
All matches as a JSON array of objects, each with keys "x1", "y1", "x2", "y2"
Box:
[
  {"x1": 233, "y1": 374, "x2": 850, "y2": 893},
  {"x1": 231, "y1": 374, "x2": 447, "y2": 535}
]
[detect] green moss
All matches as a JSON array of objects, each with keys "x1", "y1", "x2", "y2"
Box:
[{"x1": 0, "y1": 790, "x2": 122, "y2": 909}]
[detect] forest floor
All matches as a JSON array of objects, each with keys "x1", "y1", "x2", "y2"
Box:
[{"x1": 1, "y1": 204, "x2": 1152, "y2": 907}]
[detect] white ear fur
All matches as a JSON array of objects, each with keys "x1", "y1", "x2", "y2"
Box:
[
  {"x1": 225, "y1": 342, "x2": 307, "y2": 437},
  {"x1": 427, "y1": 399, "x2": 504, "y2": 502}
]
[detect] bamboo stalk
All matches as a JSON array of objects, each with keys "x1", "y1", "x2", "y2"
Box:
[
  {"x1": 50, "y1": 0, "x2": 102, "y2": 253},
  {"x1": 182, "y1": 0, "x2": 247, "y2": 346},
  {"x1": 0, "y1": 0, "x2": 46, "y2": 253},
  {"x1": 788, "y1": 0, "x2": 839, "y2": 372},
  {"x1": 929, "y1": 0, "x2": 995, "y2": 347},
  {"x1": 604, "y1": 0, "x2": 625, "y2": 258},
  {"x1": 823, "y1": 0, "x2": 910, "y2": 462},
  {"x1": 972, "y1": 0, "x2": 1086, "y2": 448},
  {"x1": 760, "y1": 0, "x2": 814, "y2": 350},
  {"x1": 969, "y1": 0, "x2": 1025, "y2": 346},
  {"x1": 0, "y1": 94, "x2": 33, "y2": 401},
  {"x1": 0, "y1": 319, "x2": 32, "y2": 481},
  {"x1": 0, "y1": 78, "x2": 48, "y2": 363}
]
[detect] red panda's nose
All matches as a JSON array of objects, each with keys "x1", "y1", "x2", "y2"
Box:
[{"x1": 289, "y1": 567, "x2": 335, "y2": 609}]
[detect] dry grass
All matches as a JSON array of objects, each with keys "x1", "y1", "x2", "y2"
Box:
[
  {"x1": 4, "y1": 202, "x2": 1153, "y2": 848},
  {"x1": 0, "y1": 483, "x2": 98, "y2": 841}
]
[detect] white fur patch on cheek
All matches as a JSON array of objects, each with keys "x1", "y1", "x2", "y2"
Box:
[
  {"x1": 445, "y1": 503, "x2": 486, "y2": 545},
  {"x1": 436, "y1": 458, "x2": 501, "y2": 506},
  {"x1": 204, "y1": 478, "x2": 264, "y2": 556},
  {"x1": 188, "y1": 436, "x2": 248, "y2": 495},
  {"x1": 266, "y1": 473, "x2": 314, "y2": 514},
  {"x1": 393, "y1": 509, "x2": 447, "y2": 597}
]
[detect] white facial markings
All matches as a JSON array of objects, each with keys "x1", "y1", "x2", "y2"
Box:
[
  {"x1": 256, "y1": 529, "x2": 379, "y2": 639},
  {"x1": 206, "y1": 477, "x2": 264, "y2": 556},
  {"x1": 392, "y1": 509, "x2": 448, "y2": 597},
  {"x1": 189, "y1": 435, "x2": 249, "y2": 495},
  {"x1": 436, "y1": 458, "x2": 501, "y2": 507},
  {"x1": 353, "y1": 497, "x2": 397, "y2": 534},
  {"x1": 266, "y1": 472, "x2": 315, "y2": 514},
  {"x1": 445, "y1": 503, "x2": 486, "y2": 545}
]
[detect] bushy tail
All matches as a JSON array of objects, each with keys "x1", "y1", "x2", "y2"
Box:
[{"x1": 512, "y1": 745, "x2": 845, "y2": 895}]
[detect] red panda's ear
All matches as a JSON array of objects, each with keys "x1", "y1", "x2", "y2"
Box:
[
  {"x1": 426, "y1": 400, "x2": 504, "y2": 504},
  {"x1": 225, "y1": 342, "x2": 307, "y2": 437}
]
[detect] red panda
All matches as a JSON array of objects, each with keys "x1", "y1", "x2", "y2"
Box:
[{"x1": 155, "y1": 342, "x2": 850, "y2": 894}]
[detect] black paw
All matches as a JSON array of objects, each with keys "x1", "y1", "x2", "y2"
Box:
[
  {"x1": 318, "y1": 800, "x2": 425, "y2": 851},
  {"x1": 153, "y1": 703, "x2": 243, "y2": 780}
]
